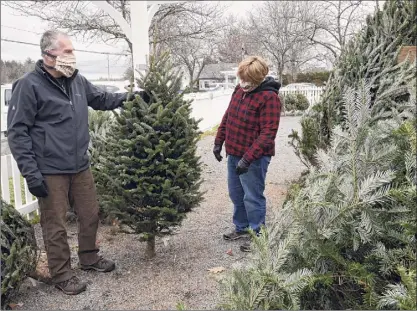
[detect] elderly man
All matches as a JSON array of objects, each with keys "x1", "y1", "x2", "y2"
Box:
[{"x1": 7, "y1": 30, "x2": 148, "y2": 295}]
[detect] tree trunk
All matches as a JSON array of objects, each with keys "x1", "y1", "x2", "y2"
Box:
[
  {"x1": 145, "y1": 236, "x2": 156, "y2": 258},
  {"x1": 291, "y1": 62, "x2": 298, "y2": 83},
  {"x1": 278, "y1": 66, "x2": 284, "y2": 85}
]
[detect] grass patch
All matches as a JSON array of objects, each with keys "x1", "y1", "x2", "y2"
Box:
[
  {"x1": 29, "y1": 213, "x2": 40, "y2": 225},
  {"x1": 6, "y1": 176, "x2": 30, "y2": 206},
  {"x1": 199, "y1": 124, "x2": 219, "y2": 139},
  {"x1": 4, "y1": 176, "x2": 39, "y2": 223}
]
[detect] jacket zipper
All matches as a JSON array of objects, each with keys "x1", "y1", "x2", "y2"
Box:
[{"x1": 45, "y1": 75, "x2": 78, "y2": 171}]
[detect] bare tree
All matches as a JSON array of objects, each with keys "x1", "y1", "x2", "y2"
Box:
[
  {"x1": 248, "y1": 1, "x2": 316, "y2": 82},
  {"x1": 150, "y1": 2, "x2": 226, "y2": 45},
  {"x1": 216, "y1": 15, "x2": 260, "y2": 63},
  {"x1": 150, "y1": 2, "x2": 226, "y2": 89},
  {"x1": 4, "y1": 1, "x2": 132, "y2": 50},
  {"x1": 168, "y1": 36, "x2": 218, "y2": 90},
  {"x1": 299, "y1": 0, "x2": 377, "y2": 63},
  {"x1": 3, "y1": 1, "x2": 226, "y2": 54}
]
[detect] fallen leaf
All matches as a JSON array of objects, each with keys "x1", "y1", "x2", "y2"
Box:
[
  {"x1": 207, "y1": 266, "x2": 226, "y2": 274},
  {"x1": 162, "y1": 237, "x2": 170, "y2": 247},
  {"x1": 226, "y1": 248, "x2": 233, "y2": 256},
  {"x1": 8, "y1": 303, "x2": 23, "y2": 310},
  {"x1": 28, "y1": 277, "x2": 37, "y2": 287}
]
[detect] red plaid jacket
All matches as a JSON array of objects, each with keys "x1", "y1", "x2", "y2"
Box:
[{"x1": 214, "y1": 77, "x2": 281, "y2": 164}]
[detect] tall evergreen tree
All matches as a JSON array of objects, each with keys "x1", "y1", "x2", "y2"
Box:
[
  {"x1": 220, "y1": 80, "x2": 416, "y2": 310},
  {"x1": 290, "y1": 0, "x2": 416, "y2": 165},
  {"x1": 91, "y1": 52, "x2": 203, "y2": 258}
]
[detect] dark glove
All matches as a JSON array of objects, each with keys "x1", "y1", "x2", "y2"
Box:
[
  {"x1": 29, "y1": 181, "x2": 48, "y2": 198},
  {"x1": 213, "y1": 144, "x2": 223, "y2": 162},
  {"x1": 236, "y1": 158, "x2": 250, "y2": 175},
  {"x1": 129, "y1": 91, "x2": 151, "y2": 104}
]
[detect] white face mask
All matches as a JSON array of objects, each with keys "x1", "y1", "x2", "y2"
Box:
[{"x1": 240, "y1": 81, "x2": 256, "y2": 92}]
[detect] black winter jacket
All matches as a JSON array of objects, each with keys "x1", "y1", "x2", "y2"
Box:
[{"x1": 7, "y1": 60, "x2": 129, "y2": 187}]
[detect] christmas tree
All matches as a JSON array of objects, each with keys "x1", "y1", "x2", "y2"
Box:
[
  {"x1": 220, "y1": 1, "x2": 417, "y2": 308},
  {"x1": 290, "y1": 0, "x2": 416, "y2": 165},
  {"x1": 220, "y1": 80, "x2": 416, "y2": 310},
  {"x1": 1, "y1": 200, "x2": 38, "y2": 308},
  {"x1": 91, "y1": 52, "x2": 203, "y2": 258}
]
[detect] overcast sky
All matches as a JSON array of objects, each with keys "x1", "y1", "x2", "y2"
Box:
[{"x1": 0, "y1": 1, "x2": 252, "y2": 80}]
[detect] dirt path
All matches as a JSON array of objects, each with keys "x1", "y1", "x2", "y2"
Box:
[{"x1": 13, "y1": 116, "x2": 304, "y2": 310}]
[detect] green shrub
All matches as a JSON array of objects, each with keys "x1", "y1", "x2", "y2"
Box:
[
  {"x1": 284, "y1": 93, "x2": 310, "y2": 111},
  {"x1": 282, "y1": 71, "x2": 331, "y2": 86},
  {"x1": 1, "y1": 200, "x2": 38, "y2": 308}
]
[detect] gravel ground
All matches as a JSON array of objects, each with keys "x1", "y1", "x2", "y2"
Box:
[{"x1": 12, "y1": 116, "x2": 304, "y2": 310}]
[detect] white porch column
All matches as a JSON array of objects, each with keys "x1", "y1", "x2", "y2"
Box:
[
  {"x1": 130, "y1": 1, "x2": 149, "y2": 80},
  {"x1": 93, "y1": 1, "x2": 187, "y2": 82}
]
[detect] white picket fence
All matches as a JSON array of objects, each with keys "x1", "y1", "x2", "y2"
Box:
[
  {"x1": 1, "y1": 154, "x2": 39, "y2": 218},
  {"x1": 186, "y1": 85, "x2": 325, "y2": 107},
  {"x1": 280, "y1": 85, "x2": 325, "y2": 107}
]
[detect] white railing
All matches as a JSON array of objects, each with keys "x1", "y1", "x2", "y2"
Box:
[
  {"x1": 1, "y1": 154, "x2": 39, "y2": 218},
  {"x1": 280, "y1": 85, "x2": 325, "y2": 106}
]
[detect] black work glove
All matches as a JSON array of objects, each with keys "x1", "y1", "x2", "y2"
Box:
[
  {"x1": 213, "y1": 144, "x2": 223, "y2": 162},
  {"x1": 129, "y1": 91, "x2": 151, "y2": 104},
  {"x1": 236, "y1": 158, "x2": 250, "y2": 175},
  {"x1": 29, "y1": 181, "x2": 48, "y2": 198}
]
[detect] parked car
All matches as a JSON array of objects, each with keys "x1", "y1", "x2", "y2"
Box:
[
  {"x1": 1, "y1": 84, "x2": 12, "y2": 137},
  {"x1": 90, "y1": 80, "x2": 126, "y2": 93}
]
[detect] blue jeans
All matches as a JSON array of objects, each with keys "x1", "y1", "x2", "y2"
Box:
[{"x1": 227, "y1": 155, "x2": 271, "y2": 233}]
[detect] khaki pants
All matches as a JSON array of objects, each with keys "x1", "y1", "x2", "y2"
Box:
[{"x1": 38, "y1": 168, "x2": 100, "y2": 283}]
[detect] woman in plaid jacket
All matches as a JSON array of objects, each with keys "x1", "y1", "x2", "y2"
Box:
[{"x1": 213, "y1": 56, "x2": 281, "y2": 252}]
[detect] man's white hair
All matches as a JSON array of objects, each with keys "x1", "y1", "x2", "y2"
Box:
[{"x1": 40, "y1": 30, "x2": 68, "y2": 52}]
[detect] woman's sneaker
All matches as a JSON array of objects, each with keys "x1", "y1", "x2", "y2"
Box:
[
  {"x1": 223, "y1": 230, "x2": 248, "y2": 241},
  {"x1": 240, "y1": 240, "x2": 252, "y2": 252}
]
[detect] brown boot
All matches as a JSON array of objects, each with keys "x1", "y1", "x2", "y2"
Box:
[
  {"x1": 55, "y1": 276, "x2": 87, "y2": 295},
  {"x1": 81, "y1": 257, "x2": 115, "y2": 272}
]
